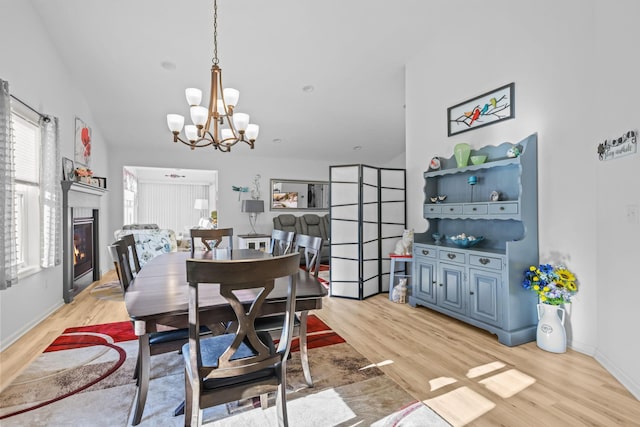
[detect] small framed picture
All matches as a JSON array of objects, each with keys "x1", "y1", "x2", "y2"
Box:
[
  {"x1": 490, "y1": 191, "x2": 501, "y2": 201},
  {"x1": 62, "y1": 157, "x2": 75, "y2": 181},
  {"x1": 94, "y1": 176, "x2": 107, "y2": 189},
  {"x1": 90, "y1": 178, "x2": 100, "y2": 186}
]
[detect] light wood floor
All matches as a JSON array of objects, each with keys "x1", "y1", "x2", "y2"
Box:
[{"x1": 2, "y1": 272, "x2": 639, "y2": 426}]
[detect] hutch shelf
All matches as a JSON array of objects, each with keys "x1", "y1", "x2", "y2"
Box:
[{"x1": 410, "y1": 133, "x2": 539, "y2": 346}]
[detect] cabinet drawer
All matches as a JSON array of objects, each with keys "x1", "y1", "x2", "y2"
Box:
[
  {"x1": 416, "y1": 247, "x2": 436, "y2": 258},
  {"x1": 439, "y1": 249, "x2": 465, "y2": 264},
  {"x1": 469, "y1": 254, "x2": 504, "y2": 271},
  {"x1": 488, "y1": 202, "x2": 518, "y2": 215},
  {"x1": 424, "y1": 205, "x2": 442, "y2": 215},
  {"x1": 463, "y1": 204, "x2": 488, "y2": 215},
  {"x1": 441, "y1": 204, "x2": 463, "y2": 215}
]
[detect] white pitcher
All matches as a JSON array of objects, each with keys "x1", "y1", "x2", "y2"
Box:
[{"x1": 536, "y1": 303, "x2": 567, "y2": 353}]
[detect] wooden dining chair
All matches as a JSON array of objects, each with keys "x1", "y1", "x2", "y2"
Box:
[
  {"x1": 255, "y1": 233, "x2": 323, "y2": 387},
  {"x1": 269, "y1": 229, "x2": 295, "y2": 256},
  {"x1": 108, "y1": 240, "x2": 134, "y2": 292},
  {"x1": 121, "y1": 233, "x2": 142, "y2": 274},
  {"x1": 189, "y1": 227, "x2": 233, "y2": 256},
  {"x1": 183, "y1": 252, "x2": 300, "y2": 427},
  {"x1": 108, "y1": 239, "x2": 211, "y2": 426}
]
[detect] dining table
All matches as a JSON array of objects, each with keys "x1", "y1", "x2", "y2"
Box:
[{"x1": 124, "y1": 248, "x2": 328, "y2": 425}]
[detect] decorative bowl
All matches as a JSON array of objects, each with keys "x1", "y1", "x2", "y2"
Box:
[
  {"x1": 432, "y1": 233, "x2": 443, "y2": 243},
  {"x1": 447, "y1": 234, "x2": 484, "y2": 248},
  {"x1": 470, "y1": 155, "x2": 487, "y2": 165}
]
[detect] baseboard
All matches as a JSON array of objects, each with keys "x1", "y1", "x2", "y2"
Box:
[
  {"x1": 594, "y1": 349, "x2": 640, "y2": 400},
  {"x1": 0, "y1": 301, "x2": 63, "y2": 352}
]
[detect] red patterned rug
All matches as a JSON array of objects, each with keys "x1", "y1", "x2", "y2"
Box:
[{"x1": 0, "y1": 317, "x2": 447, "y2": 426}]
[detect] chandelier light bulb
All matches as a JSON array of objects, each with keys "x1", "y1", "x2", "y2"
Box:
[
  {"x1": 185, "y1": 88, "x2": 202, "y2": 106},
  {"x1": 190, "y1": 106, "x2": 208, "y2": 127},
  {"x1": 185, "y1": 125, "x2": 199, "y2": 142},
  {"x1": 233, "y1": 113, "x2": 250, "y2": 131},
  {"x1": 216, "y1": 99, "x2": 227, "y2": 117},
  {"x1": 223, "y1": 88, "x2": 239, "y2": 107},
  {"x1": 167, "y1": 114, "x2": 185, "y2": 133},
  {"x1": 245, "y1": 124, "x2": 259, "y2": 141},
  {"x1": 220, "y1": 128, "x2": 234, "y2": 141}
]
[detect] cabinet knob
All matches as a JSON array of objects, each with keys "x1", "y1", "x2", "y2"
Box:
[
  {"x1": 447, "y1": 253, "x2": 456, "y2": 260},
  {"x1": 449, "y1": 208, "x2": 454, "y2": 212},
  {"x1": 432, "y1": 280, "x2": 437, "y2": 285},
  {"x1": 499, "y1": 206, "x2": 505, "y2": 211},
  {"x1": 469, "y1": 291, "x2": 475, "y2": 295},
  {"x1": 472, "y1": 207, "x2": 477, "y2": 211},
  {"x1": 479, "y1": 258, "x2": 490, "y2": 265},
  {"x1": 422, "y1": 249, "x2": 430, "y2": 256},
  {"x1": 439, "y1": 283, "x2": 443, "y2": 287}
]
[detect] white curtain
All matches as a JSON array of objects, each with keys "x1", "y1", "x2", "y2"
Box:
[
  {"x1": 137, "y1": 182, "x2": 209, "y2": 235},
  {"x1": 0, "y1": 79, "x2": 18, "y2": 289},
  {"x1": 40, "y1": 116, "x2": 61, "y2": 267}
]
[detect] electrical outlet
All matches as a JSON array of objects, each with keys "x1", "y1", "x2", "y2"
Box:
[{"x1": 627, "y1": 205, "x2": 639, "y2": 224}]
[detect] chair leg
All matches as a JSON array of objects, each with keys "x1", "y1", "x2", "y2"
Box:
[
  {"x1": 260, "y1": 393, "x2": 269, "y2": 409},
  {"x1": 299, "y1": 311, "x2": 313, "y2": 387},
  {"x1": 132, "y1": 334, "x2": 151, "y2": 425},
  {"x1": 133, "y1": 352, "x2": 140, "y2": 383},
  {"x1": 276, "y1": 362, "x2": 289, "y2": 427}
]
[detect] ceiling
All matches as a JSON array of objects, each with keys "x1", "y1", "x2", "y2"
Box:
[{"x1": 29, "y1": 0, "x2": 436, "y2": 164}]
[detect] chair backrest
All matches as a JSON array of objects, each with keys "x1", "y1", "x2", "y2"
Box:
[
  {"x1": 294, "y1": 234, "x2": 323, "y2": 277},
  {"x1": 185, "y1": 252, "x2": 300, "y2": 379},
  {"x1": 108, "y1": 239, "x2": 134, "y2": 292},
  {"x1": 189, "y1": 228, "x2": 233, "y2": 256},
  {"x1": 121, "y1": 233, "x2": 141, "y2": 273},
  {"x1": 269, "y1": 229, "x2": 295, "y2": 256}
]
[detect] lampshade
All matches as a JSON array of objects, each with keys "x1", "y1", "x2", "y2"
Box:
[
  {"x1": 241, "y1": 199, "x2": 264, "y2": 213},
  {"x1": 194, "y1": 199, "x2": 209, "y2": 210}
]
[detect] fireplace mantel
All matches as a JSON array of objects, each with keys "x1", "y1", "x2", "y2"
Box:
[{"x1": 62, "y1": 181, "x2": 108, "y2": 303}]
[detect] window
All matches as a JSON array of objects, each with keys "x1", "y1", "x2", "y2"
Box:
[{"x1": 12, "y1": 102, "x2": 41, "y2": 274}]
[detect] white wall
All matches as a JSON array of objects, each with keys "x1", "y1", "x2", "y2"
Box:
[
  {"x1": 405, "y1": 0, "x2": 639, "y2": 398},
  {"x1": 593, "y1": 0, "x2": 640, "y2": 399},
  {"x1": 0, "y1": 1, "x2": 112, "y2": 349}
]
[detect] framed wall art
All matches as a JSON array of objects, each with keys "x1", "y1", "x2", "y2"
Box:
[
  {"x1": 62, "y1": 157, "x2": 75, "y2": 181},
  {"x1": 94, "y1": 176, "x2": 107, "y2": 189},
  {"x1": 447, "y1": 83, "x2": 515, "y2": 136},
  {"x1": 74, "y1": 116, "x2": 92, "y2": 166}
]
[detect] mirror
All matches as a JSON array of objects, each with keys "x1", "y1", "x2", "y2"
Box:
[{"x1": 270, "y1": 179, "x2": 329, "y2": 211}]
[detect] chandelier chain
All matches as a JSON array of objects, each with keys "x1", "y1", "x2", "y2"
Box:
[{"x1": 212, "y1": 0, "x2": 219, "y2": 65}]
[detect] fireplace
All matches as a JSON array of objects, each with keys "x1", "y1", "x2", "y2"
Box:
[
  {"x1": 73, "y1": 218, "x2": 94, "y2": 283},
  {"x1": 62, "y1": 181, "x2": 107, "y2": 303}
]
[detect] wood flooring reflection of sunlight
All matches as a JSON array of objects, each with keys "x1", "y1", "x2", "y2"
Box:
[
  {"x1": 478, "y1": 369, "x2": 536, "y2": 398},
  {"x1": 424, "y1": 361, "x2": 536, "y2": 425},
  {"x1": 466, "y1": 361, "x2": 505, "y2": 379},
  {"x1": 429, "y1": 377, "x2": 457, "y2": 392},
  {"x1": 424, "y1": 386, "x2": 495, "y2": 427}
]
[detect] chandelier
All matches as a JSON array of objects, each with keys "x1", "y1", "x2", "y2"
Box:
[{"x1": 166, "y1": 0, "x2": 259, "y2": 152}]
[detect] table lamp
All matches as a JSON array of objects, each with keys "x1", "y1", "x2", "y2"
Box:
[
  {"x1": 194, "y1": 198, "x2": 210, "y2": 228},
  {"x1": 241, "y1": 199, "x2": 264, "y2": 235}
]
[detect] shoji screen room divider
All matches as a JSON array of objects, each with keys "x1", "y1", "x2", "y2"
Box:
[{"x1": 329, "y1": 165, "x2": 406, "y2": 299}]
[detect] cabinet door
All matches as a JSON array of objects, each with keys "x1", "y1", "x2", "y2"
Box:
[
  {"x1": 414, "y1": 258, "x2": 437, "y2": 304},
  {"x1": 469, "y1": 268, "x2": 502, "y2": 327},
  {"x1": 437, "y1": 263, "x2": 465, "y2": 314}
]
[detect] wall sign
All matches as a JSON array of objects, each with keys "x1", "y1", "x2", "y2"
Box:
[{"x1": 597, "y1": 130, "x2": 637, "y2": 161}]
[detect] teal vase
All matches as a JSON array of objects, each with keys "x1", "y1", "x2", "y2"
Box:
[{"x1": 454, "y1": 143, "x2": 471, "y2": 168}]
